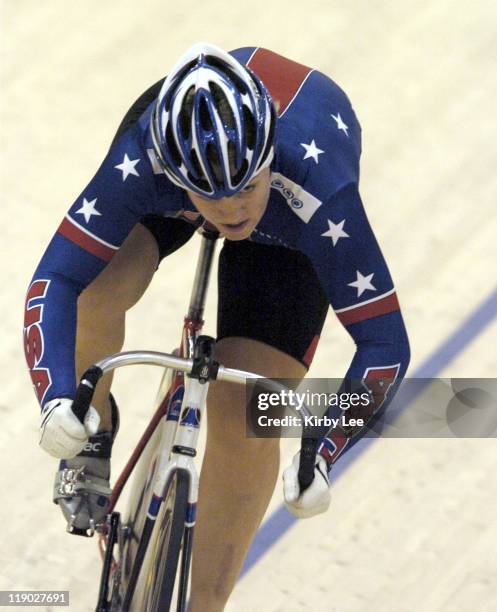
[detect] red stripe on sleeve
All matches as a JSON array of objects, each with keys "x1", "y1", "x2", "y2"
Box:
[
  {"x1": 58, "y1": 218, "x2": 116, "y2": 263},
  {"x1": 336, "y1": 293, "x2": 400, "y2": 326},
  {"x1": 247, "y1": 48, "x2": 312, "y2": 116}
]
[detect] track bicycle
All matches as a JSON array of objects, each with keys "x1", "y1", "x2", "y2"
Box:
[{"x1": 66, "y1": 228, "x2": 318, "y2": 611}]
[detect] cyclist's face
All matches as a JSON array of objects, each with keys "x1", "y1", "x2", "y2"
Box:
[{"x1": 187, "y1": 169, "x2": 271, "y2": 240}]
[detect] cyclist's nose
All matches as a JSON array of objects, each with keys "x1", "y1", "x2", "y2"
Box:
[{"x1": 216, "y1": 198, "x2": 247, "y2": 219}]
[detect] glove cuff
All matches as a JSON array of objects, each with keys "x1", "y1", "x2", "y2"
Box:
[{"x1": 78, "y1": 431, "x2": 114, "y2": 459}]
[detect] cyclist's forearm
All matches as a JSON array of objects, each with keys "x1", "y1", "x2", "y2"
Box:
[
  {"x1": 23, "y1": 269, "x2": 82, "y2": 407},
  {"x1": 318, "y1": 310, "x2": 410, "y2": 465}
]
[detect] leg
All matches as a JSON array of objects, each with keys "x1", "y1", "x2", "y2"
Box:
[
  {"x1": 75, "y1": 224, "x2": 158, "y2": 430},
  {"x1": 189, "y1": 337, "x2": 306, "y2": 612},
  {"x1": 188, "y1": 239, "x2": 328, "y2": 610}
]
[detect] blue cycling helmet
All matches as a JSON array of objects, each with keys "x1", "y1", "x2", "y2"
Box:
[{"x1": 150, "y1": 43, "x2": 276, "y2": 199}]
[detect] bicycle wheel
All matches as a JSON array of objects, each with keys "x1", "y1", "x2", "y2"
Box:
[{"x1": 145, "y1": 468, "x2": 189, "y2": 611}]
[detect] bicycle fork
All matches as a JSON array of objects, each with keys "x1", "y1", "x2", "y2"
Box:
[{"x1": 123, "y1": 340, "x2": 215, "y2": 611}]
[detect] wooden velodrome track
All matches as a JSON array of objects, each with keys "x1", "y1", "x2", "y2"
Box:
[{"x1": 2, "y1": 1, "x2": 496, "y2": 610}]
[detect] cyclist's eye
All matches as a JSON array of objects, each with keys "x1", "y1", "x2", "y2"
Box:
[{"x1": 242, "y1": 184, "x2": 256, "y2": 194}]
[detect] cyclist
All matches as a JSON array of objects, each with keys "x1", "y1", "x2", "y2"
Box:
[{"x1": 24, "y1": 43, "x2": 410, "y2": 610}]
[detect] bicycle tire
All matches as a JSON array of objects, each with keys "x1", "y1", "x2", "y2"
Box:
[{"x1": 145, "y1": 468, "x2": 189, "y2": 611}]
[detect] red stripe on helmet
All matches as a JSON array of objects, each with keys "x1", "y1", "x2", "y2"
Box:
[{"x1": 247, "y1": 48, "x2": 312, "y2": 116}]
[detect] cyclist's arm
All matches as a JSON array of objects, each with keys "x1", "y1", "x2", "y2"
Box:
[
  {"x1": 23, "y1": 131, "x2": 157, "y2": 408},
  {"x1": 300, "y1": 182, "x2": 410, "y2": 465}
]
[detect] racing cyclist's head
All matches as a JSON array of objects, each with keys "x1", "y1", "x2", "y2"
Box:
[{"x1": 151, "y1": 43, "x2": 277, "y2": 239}]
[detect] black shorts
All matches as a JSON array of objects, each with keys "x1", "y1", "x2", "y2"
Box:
[
  {"x1": 140, "y1": 216, "x2": 329, "y2": 368},
  {"x1": 113, "y1": 82, "x2": 329, "y2": 367}
]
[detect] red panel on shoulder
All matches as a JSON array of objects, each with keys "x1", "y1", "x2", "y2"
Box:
[{"x1": 247, "y1": 48, "x2": 312, "y2": 116}]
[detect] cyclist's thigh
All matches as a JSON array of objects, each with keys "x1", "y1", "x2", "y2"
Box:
[
  {"x1": 208, "y1": 338, "x2": 299, "y2": 444},
  {"x1": 217, "y1": 239, "x2": 329, "y2": 370},
  {"x1": 212, "y1": 240, "x2": 328, "y2": 438},
  {"x1": 215, "y1": 336, "x2": 305, "y2": 379}
]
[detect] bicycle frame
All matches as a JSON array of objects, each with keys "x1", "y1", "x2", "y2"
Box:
[
  {"x1": 118, "y1": 230, "x2": 219, "y2": 610},
  {"x1": 83, "y1": 230, "x2": 318, "y2": 611}
]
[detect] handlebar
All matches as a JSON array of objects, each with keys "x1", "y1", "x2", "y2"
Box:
[
  {"x1": 72, "y1": 365, "x2": 104, "y2": 423},
  {"x1": 72, "y1": 349, "x2": 318, "y2": 493}
]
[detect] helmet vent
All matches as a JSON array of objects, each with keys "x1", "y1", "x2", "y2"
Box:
[
  {"x1": 165, "y1": 60, "x2": 196, "y2": 112},
  {"x1": 258, "y1": 104, "x2": 276, "y2": 168},
  {"x1": 172, "y1": 60, "x2": 197, "y2": 86},
  {"x1": 205, "y1": 56, "x2": 248, "y2": 95},
  {"x1": 227, "y1": 141, "x2": 237, "y2": 173},
  {"x1": 206, "y1": 142, "x2": 222, "y2": 184},
  {"x1": 165, "y1": 123, "x2": 182, "y2": 166},
  {"x1": 199, "y1": 97, "x2": 213, "y2": 131},
  {"x1": 163, "y1": 88, "x2": 175, "y2": 114},
  {"x1": 180, "y1": 86, "x2": 195, "y2": 138},
  {"x1": 187, "y1": 169, "x2": 211, "y2": 193},
  {"x1": 209, "y1": 82, "x2": 235, "y2": 130},
  {"x1": 242, "y1": 105, "x2": 256, "y2": 150},
  {"x1": 190, "y1": 148, "x2": 204, "y2": 178},
  {"x1": 232, "y1": 159, "x2": 249, "y2": 186}
]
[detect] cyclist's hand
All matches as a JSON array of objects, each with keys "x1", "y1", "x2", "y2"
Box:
[
  {"x1": 282, "y1": 452, "x2": 331, "y2": 519},
  {"x1": 39, "y1": 398, "x2": 100, "y2": 459}
]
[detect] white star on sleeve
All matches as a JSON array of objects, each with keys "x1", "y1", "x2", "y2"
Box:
[
  {"x1": 321, "y1": 219, "x2": 350, "y2": 246},
  {"x1": 347, "y1": 270, "x2": 376, "y2": 297},
  {"x1": 115, "y1": 153, "x2": 141, "y2": 181},
  {"x1": 331, "y1": 112, "x2": 349, "y2": 137},
  {"x1": 300, "y1": 140, "x2": 325, "y2": 164},
  {"x1": 75, "y1": 198, "x2": 101, "y2": 224}
]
